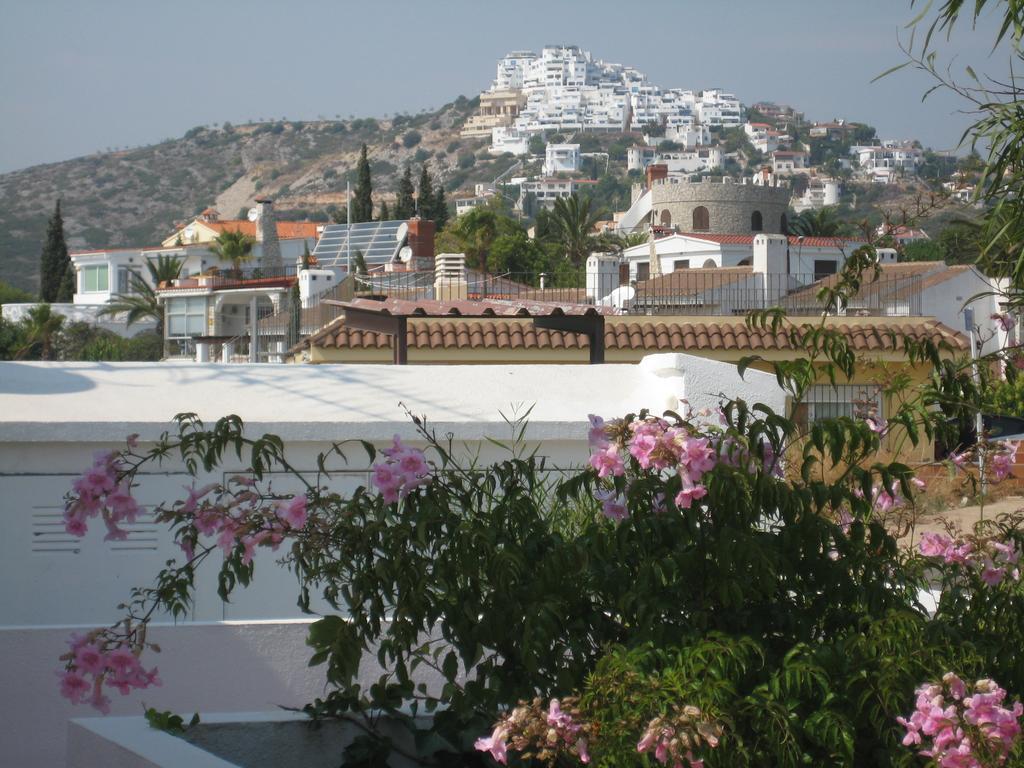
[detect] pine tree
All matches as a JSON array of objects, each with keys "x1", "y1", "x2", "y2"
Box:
[
  {"x1": 417, "y1": 163, "x2": 435, "y2": 221},
  {"x1": 394, "y1": 164, "x2": 416, "y2": 220},
  {"x1": 352, "y1": 144, "x2": 373, "y2": 223},
  {"x1": 378, "y1": 201, "x2": 391, "y2": 222},
  {"x1": 432, "y1": 185, "x2": 449, "y2": 230},
  {"x1": 39, "y1": 200, "x2": 72, "y2": 302}
]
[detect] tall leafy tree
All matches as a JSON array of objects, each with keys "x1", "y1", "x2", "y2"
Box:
[
  {"x1": 98, "y1": 254, "x2": 183, "y2": 336},
  {"x1": 546, "y1": 194, "x2": 607, "y2": 267},
  {"x1": 208, "y1": 230, "x2": 255, "y2": 272},
  {"x1": 394, "y1": 164, "x2": 416, "y2": 220},
  {"x1": 450, "y1": 207, "x2": 500, "y2": 271},
  {"x1": 40, "y1": 200, "x2": 72, "y2": 302},
  {"x1": 352, "y1": 143, "x2": 374, "y2": 223},
  {"x1": 417, "y1": 163, "x2": 436, "y2": 221}
]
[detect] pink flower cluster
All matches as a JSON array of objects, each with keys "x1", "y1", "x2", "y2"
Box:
[
  {"x1": 991, "y1": 442, "x2": 1018, "y2": 482},
  {"x1": 58, "y1": 631, "x2": 160, "y2": 713},
  {"x1": 898, "y1": 673, "x2": 1023, "y2": 767},
  {"x1": 175, "y1": 479, "x2": 308, "y2": 564},
  {"x1": 992, "y1": 313, "x2": 1016, "y2": 333},
  {"x1": 587, "y1": 415, "x2": 717, "y2": 514},
  {"x1": 920, "y1": 533, "x2": 1021, "y2": 587},
  {"x1": 370, "y1": 436, "x2": 431, "y2": 503},
  {"x1": 636, "y1": 706, "x2": 723, "y2": 768},
  {"x1": 949, "y1": 442, "x2": 1018, "y2": 483},
  {"x1": 475, "y1": 697, "x2": 591, "y2": 765},
  {"x1": 65, "y1": 448, "x2": 141, "y2": 541}
]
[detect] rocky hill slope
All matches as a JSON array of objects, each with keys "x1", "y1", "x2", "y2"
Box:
[{"x1": 0, "y1": 96, "x2": 529, "y2": 293}]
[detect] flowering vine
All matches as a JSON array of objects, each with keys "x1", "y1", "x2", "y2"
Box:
[{"x1": 898, "y1": 673, "x2": 1023, "y2": 767}]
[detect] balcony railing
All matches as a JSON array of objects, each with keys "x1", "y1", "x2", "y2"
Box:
[{"x1": 160, "y1": 266, "x2": 299, "y2": 292}]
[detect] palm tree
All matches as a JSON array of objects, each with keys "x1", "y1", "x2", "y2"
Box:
[
  {"x1": 98, "y1": 255, "x2": 183, "y2": 336},
  {"x1": 15, "y1": 304, "x2": 64, "y2": 360},
  {"x1": 451, "y1": 207, "x2": 501, "y2": 271},
  {"x1": 789, "y1": 206, "x2": 851, "y2": 237},
  {"x1": 547, "y1": 195, "x2": 607, "y2": 267},
  {"x1": 208, "y1": 230, "x2": 255, "y2": 272}
]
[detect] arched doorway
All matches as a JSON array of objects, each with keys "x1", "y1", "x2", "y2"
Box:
[
  {"x1": 692, "y1": 206, "x2": 710, "y2": 231},
  {"x1": 751, "y1": 210, "x2": 763, "y2": 231},
  {"x1": 660, "y1": 209, "x2": 672, "y2": 227}
]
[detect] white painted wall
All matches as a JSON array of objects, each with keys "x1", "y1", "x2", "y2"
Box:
[
  {"x1": 1, "y1": 303, "x2": 156, "y2": 338},
  {"x1": 0, "y1": 359, "x2": 784, "y2": 766}
]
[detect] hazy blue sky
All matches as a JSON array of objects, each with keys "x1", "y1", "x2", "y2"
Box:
[{"x1": 0, "y1": 0, "x2": 1011, "y2": 173}]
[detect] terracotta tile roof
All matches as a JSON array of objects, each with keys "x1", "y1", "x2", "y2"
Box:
[
  {"x1": 673, "y1": 233, "x2": 864, "y2": 248},
  {"x1": 333, "y1": 297, "x2": 614, "y2": 317},
  {"x1": 302, "y1": 317, "x2": 967, "y2": 355},
  {"x1": 201, "y1": 220, "x2": 320, "y2": 239}
]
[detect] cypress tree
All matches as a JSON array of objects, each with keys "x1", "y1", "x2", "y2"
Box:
[
  {"x1": 378, "y1": 201, "x2": 390, "y2": 222},
  {"x1": 432, "y1": 185, "x2": 449, "y2": 230},
  {"x1": 394, "y1": 164, "x2": 416, "y2": 220},
  {"x1": 417, "y1": 163, "x2": 435, "y2": 222},
  {"x1": 40, "y1": 200, "x2": 72, "y2": 302},
  {"x1": 352, "y1": 143, "x2": 373, "y2": 223}
]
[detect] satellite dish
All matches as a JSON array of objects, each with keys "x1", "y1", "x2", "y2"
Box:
[
  {"x1": 395, "y1": 222, "x2": 408, "y2": 242},
  {"x1": 399, "y1": 246, "x2": 413, "y2": 263},
  {"x1": 246, "y1": 207, "x2": 259, "y2": 222}
]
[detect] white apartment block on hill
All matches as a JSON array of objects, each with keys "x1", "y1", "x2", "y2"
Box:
[{"x1": 469, "y1": 46, "x2": 743, "y2": 154}]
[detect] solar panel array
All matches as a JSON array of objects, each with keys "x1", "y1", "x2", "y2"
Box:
[{"x1": 312, "y1": 221, "x2": 406, "y2": 269}]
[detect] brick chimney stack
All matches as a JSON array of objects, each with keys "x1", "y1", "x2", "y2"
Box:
[{"x1": 255, "y1": 197, "x2": 282, "y2": 270}]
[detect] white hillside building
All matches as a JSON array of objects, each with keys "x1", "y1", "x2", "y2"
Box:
[{"x1": 471, "y1": 46, "x2": 743, "y2": 151}]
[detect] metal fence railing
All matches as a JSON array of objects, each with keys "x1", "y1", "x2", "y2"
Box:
[{"x1": 189, "y1": 268, "x2": 924, "y2": 363}]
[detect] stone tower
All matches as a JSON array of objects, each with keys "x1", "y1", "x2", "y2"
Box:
[{"x1": 255, "y1": 198, "x2": 282, "y2": 270}]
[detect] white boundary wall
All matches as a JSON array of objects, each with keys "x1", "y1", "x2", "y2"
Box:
[{"x1": 0, "y1": 357, "x2": 784, "y2": 766}]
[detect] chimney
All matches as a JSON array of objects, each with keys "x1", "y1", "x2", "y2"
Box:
[
  {"x1": 646, "y1": 163, "x2": 668, "y2": 189},
  {"x1": 434, "y1": 253, "x2": 467, "y2": 301},
  {"x1": 255, "y1": 197, "x2": 282, "y2": 270},
  {"x1": 406, "y1": 217, "x2": 436, "y2": 269}
]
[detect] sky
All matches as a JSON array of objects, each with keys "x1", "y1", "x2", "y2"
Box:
[{"x1": 0, "y1": 0, "x2": 1012, "y2": 173}]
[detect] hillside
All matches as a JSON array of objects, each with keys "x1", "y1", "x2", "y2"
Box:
[{"x1": 0, "y1": 96, "x2": 532, "y2": 293}]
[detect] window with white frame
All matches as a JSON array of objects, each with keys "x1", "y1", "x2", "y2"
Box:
[
  {"x1": 81, "y1": 265, "x2": 109, "y2": 293},
  {"x1": 166, "y1": 296, "x2": 207, "y2": 337},
  {"x1": 803, "y1": 384, "x2": 883, "y2": 424},
  {"x1": 116, "y1": 267, "x2": 142, "y2": 294}
]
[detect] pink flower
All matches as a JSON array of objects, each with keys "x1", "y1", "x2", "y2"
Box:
[
  {"x1": 372, "y1": 463, "x2": 400, "y2": 493},
  {"x1": 73, "y1": 644, "x2": 106, "y2": 676},
  {"x1": 991, "y1": 442, "x2": 1017, "y2": 481},
  {"x1": 587, "y1": 414, "x2": 608, "y2": 448},
  {"x1": 396, "y1": 450, "x2": 430, "y2": 480},
  {"x1": 64, "y1": 515, "x2": 87, "y2": 537},
  {"x1": 920, "y1": 532, "x2": 952, "y2": 558},
  {"x1": 596, "y1": 489, "x2": 628, "y2": 522},
  {"x1": 576, "y1": 737, "x2": 590, "y2": 764},
  {"x1": 992, "y1": 312, "x2": 1015, "y2": 332},
  {"x1": 474, "y1": 726, "x2": 508, "y2": 764},
  {"x1": 589, "y1": 444, "x2": 625, "y2": 478},
  {"x1": 865, "y1": 416, "x2": 888, "y2": 434},
  {"x1": 181, "y1": 483, "x2": 218, "y2": 514},
  {"x1": 628, "y1": 432, "x2": 658, "y2": 469},
  {"x1": 105, "y1": 647, "x2": 139, "y2": 676},
  {"x1": 58, "y1": 670, "x2": 91, "y2": 704},
  {"x1": 675, "y1": 477, "x2": 707, "y2": 510},
  {"x1": 278, "y1": 496, "x2": 307, "y2": 530}
]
